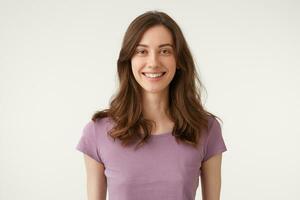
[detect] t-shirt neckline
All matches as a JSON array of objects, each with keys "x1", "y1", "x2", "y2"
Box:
[{"x1": 150, "y1": 131, "x2": 172, "y2": 137}]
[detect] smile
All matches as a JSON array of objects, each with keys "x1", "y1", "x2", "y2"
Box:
[
  {"x1": 142, "y1": 72, "x2": 166, "y2": 80},
  {"x1": 142, "y1": 72, "x2": 166, "y2": 78}
]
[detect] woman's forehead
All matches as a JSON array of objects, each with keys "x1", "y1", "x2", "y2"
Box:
[{"x1": 138, "y1": 25, "x2": 174, "y2": 47}]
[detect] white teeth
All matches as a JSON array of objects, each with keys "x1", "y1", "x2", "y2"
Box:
[{"x1": 143, "y1": 72, "x2": 165, "y2": 78}]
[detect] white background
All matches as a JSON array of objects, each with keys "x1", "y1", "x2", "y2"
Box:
[{"x1": 1, "y1": 0, "x2": 299, "y2": 199}]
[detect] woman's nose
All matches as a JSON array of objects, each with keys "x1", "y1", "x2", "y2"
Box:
[{"x1": 147, "y1": 52, "x2": 160, "y2": 66}]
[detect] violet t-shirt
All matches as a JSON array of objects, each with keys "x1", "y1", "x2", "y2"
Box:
[{"x1": 76, "y1": 116, "x2": 227, "y2": 200}]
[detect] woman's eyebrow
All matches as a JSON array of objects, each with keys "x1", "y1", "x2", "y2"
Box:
[{"x1": 137, "y1": 43, "x2": 174, "y2": 48}]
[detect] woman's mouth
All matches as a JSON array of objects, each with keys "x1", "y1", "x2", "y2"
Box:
[{"x1": 142, "y1": 72, "x2": 166, "y2": 81}]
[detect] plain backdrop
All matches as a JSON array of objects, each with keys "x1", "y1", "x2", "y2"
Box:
[{"x1": 1, "y1": 0, "x2": 299, "y2": 199}]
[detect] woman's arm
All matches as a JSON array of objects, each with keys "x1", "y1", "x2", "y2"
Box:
[
  {"x1": 200, "y1": 153, "x2": 223, "y2": 200},
  {"x1": 83, "y1": 154, "x2": 107, "y2": 200}
]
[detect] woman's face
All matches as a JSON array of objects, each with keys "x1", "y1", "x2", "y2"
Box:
[{"x1": 131, "y1": 25, "x2": 177, "y2": 95}]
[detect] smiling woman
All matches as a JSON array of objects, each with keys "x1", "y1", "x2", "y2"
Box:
[
  {"x1": 76, "y1": 10, "x2": 227, "y2": 200},
  {"x1": 131, "y1": 25, "x2": 177, "y2": 94}
]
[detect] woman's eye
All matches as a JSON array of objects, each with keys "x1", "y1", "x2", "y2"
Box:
[
  {"x1": 161, "y1": 49, "x2": 171, "y2": 55},
  {"x1": 136, "y1": 49, "x2": 146, "y2": 54}
]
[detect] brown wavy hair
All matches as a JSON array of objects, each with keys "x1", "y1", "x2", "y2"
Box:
[{"x1": 92, "y1": 10, "x2": 222, "y2": 150}]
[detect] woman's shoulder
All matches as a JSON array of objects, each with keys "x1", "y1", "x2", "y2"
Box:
[
  {"x1": 207, "y1": 114, "x2": 221, "y2": 129},
  {"x1": 81, "y1": 116, "x2": 114, "y2": 138},
  {"x1": 91, "y1": 116, "x2": 115, "y2": 130}
]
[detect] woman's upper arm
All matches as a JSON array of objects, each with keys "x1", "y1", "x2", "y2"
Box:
[
  {"x1": 83, "y1": 154, "x2": 107, "y2": 200},
  {"x1": 200, "y1": 153, "x2": 223, "y2": 200}
]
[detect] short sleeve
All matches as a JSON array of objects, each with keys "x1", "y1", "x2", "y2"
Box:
[
  {"x1": 75, "y1": 120, "x2": 104, "y2": 164},
  {"x1": 202, "y1": 117, "x2": 227, "y2": 162}
]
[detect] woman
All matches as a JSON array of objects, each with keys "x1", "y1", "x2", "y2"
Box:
[{"x1": 76, "y1": 10, "x2": 227, "y2": 200}]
